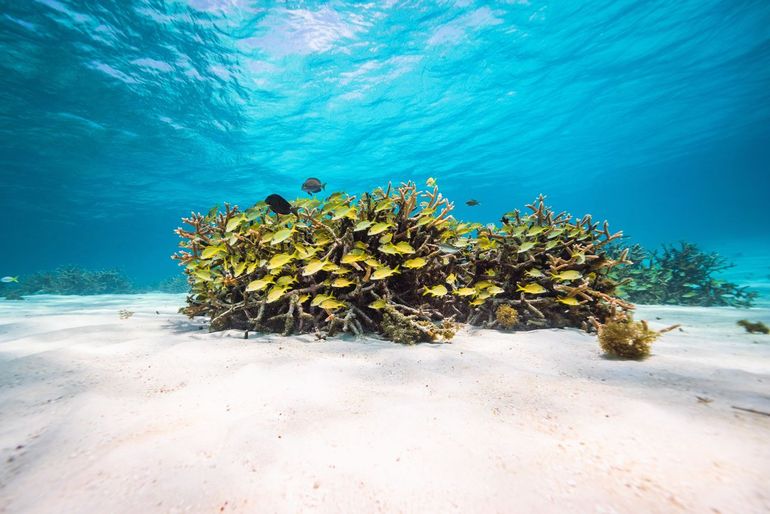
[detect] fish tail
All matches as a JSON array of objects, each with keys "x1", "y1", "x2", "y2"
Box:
[
  {"x1": 11, "y1": 277, "x2": 18, "y2": 282},
  {"x1": 322, "y1": 183, "x2": 326, "y2": 190}
]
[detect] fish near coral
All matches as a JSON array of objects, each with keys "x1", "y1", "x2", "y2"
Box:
[
  {"x1": 265, "y1": 194, "x2": 297, "y2": 215},
  {"x1": 368, "y1": 222, "x2": 394, "y2": 236},
  {"x1": 331, "y1": 277, "x2": 355, "y2": 288},
  {"x1": 557, "y1": 296, "x2": 581, "y2": 306},
  {"x1": 403, "y1": 257, "x2": 427, "y2": 269},
  {"x1": 320, "y1": 298, "x2": 346, "y2": 310},
  {"x1": 246, "y1": 276, "x2": 274, "y2": 291},
  {"x1": 423, "y1": 284, "x2": 448, "y2": 297},
  {"x1": 371, "y1": 265, "x2": 399, "y2": 280},
  {"x1": 551, "y1": 270, "x2": 583, "y2": 281},
  {"x1": 517, "y1": 283, "x2": 547, "y2": 295},
  {"x1": 301, "y1": 177, "x2": 326, "y2": 195},
  {"x1": 466, "y1": 199, "x2": 480, "y2": 206},
  {"x1": 453, "y1": 287, "x2": 476, "y2": 297}
]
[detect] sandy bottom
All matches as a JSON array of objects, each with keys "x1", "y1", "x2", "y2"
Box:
[{"x1": 0, "y1": 294, "x2": 769, "y2": 514}]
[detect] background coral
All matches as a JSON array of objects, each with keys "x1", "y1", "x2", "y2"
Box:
[
  {"x1": 174, "y1": 182, "x2": 632, "y2": 343},
  {"x1": 13, "y1": 266, "x2": 134, "y2": 295},
  {"x1": 609, "y1": 242, "x2": 757, "y2": 307}
]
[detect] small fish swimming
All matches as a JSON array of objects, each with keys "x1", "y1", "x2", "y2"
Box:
[
  {"x1": 466, "y1": 199, "x2": 480, "y2": 206},
  {"x1": 517, "y1": 283, "x2": 548, "y2": 295},
  {"x1": 265, "y1": 194, "x2": 296, "y2": 215},
  {"x1": 557, "y1": 296, "x2": 581, "y2": 306},
  {"x1": 319, "y1": 298, "x2": 346, "y2": 310},
  {"x1": 437, "y1": 243, "x2": 461, "y2": 254},
  {"x1": 301, "y1": 177, "x2": 326, "y2": 195},
  {"x1": 551, "y1": 270, "x2": 583, "y2": 281},
  {"x1": 371, "y1": 265, "x2": 399, "y2": 280},
  {"x1": 423, "y1": 284, "x2": 448, "y2": 297},
  {"x1": 403, "y1": 257, "x2": 427, "y2": 269},
  {"x1": 1, "y1": 276, "x2": 19, "y2": 283}
]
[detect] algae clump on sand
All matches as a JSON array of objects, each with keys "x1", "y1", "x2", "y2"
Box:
[{"x1": 173, "y1": 181, "x2": 639, "y2": 344}]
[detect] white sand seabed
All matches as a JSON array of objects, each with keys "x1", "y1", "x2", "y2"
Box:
[{"x1": 0, "y1": 294, "x2": 768, "y2": 513}]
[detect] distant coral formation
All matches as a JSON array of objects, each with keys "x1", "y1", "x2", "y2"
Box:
[
  {"x1": 610, "y1": 242, "x2": 757, "y2": 308},
  {"x1": 13, "y1": 266, "x2": 134, "y2": 296},
  {"x1": 174, "y1": 182, "x2": 635, "y2": 344}
]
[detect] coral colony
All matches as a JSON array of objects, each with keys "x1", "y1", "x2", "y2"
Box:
[{"x1": 174, "y1": 180, "x2": 670, "y2": 357}]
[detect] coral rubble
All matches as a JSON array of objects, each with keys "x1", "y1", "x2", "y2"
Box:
[{"x1": 174, "y1": 181, "x2": 635, "y2": 344}]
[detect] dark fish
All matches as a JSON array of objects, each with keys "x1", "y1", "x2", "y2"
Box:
[
  {"x1": 437, "y1": 243, "x2": 462, "y2": 255},
  {"x1": 265, "y1": 194, "x2": 296, "y2": 215},
  {"x1": 466, "y1": 199, "x2": 480, "y2": 206},
  {"x1": 301, "y1": 177, "x2": 326, "y2": 195},
  {"x1": 500, "y1": 216, "x2": 509, "y2": 225}
]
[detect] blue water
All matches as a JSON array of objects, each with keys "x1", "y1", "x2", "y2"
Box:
[{"x1": 1, "y1": 1, "x2": 769, "y2": 291}]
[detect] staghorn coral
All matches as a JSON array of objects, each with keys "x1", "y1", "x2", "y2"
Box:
[
  {"x1": 610, "y1": 242, "x2": 757, "y2": 308},
  {"x1": 495, "y1": 304, "x2": 519, "y2": 329},
  {"x1": 173, "y1": 181, "x2": 633, "y2": 343}
]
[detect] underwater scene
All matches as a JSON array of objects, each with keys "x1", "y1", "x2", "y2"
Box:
[{"x1": 1, "y1": 1, "x2": 769, "y2": 513}]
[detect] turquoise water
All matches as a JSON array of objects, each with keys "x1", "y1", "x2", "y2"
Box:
[{"x1": 1, "y1": 1, "x2": 769, "y2": 293}]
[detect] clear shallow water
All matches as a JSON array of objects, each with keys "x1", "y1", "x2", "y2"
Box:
[{"x1": 1, "y1": 1, "x2": 769, "y2": 291}]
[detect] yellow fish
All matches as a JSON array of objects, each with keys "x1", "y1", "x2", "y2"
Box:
[
  {"x1": 271, "y1": 227, "x2": 294, "y2": 244},
  {"x1": 403, "y1": 257, "x2": 427, "y2": 269},
  {"x1": 374, "y1": 198, "x2": 394, "y2": 212},
  {"x1": 266, "y1": 253, "x2": 294, "y2": 270},
  {"x1": 321, "y1": 261, "x2": 340, "y2": 272},
  {"x1": 275, "y1": 275, "x2": 297, "y2": 287},
  {"x1": 484, "y1": 269, "x2": 497, "y2": 277},
  {"x1": 544, "y1": 240, "x2": 559, "y2": 251},
  {"x1": 266, "y1": 286, "x2": 290, "y2": 303},
  {"x1": 364, "y1": 257, "x2": 382, "y2": 268},
  {"x1": 557, "y1": 296, "x2": 581, "y2": 306},
  {"x1": 341, "y1": 250, "x2": 368, "y2": 264},
  {"x1": 474, "y1": 280, "x2": 495, "y2": 290},
  {"x1": 310, "y1": 293, "x2": 334, "y2": 307},
  {"x1": 551, "y1": 270, "x2": 583, "y2": 281},
  {"x1": 331, "y1": 206, "x2": 356, "y2": 220},
  {"x1": 453, "y1": 287, "x2": 476, "y2": 296},
  {"x1": 379, "y1": 232, "x2": 393, "y2": 244},
  {"x1": 319, "y1": 298, "x2": 346, "y2": 310},
  {"x1": 302, "y1": 259, "x2": 326, "y2": 276},
  {"x1": 527, "y1": 225, "x2": 547, "y2": 236},
  {"x1": 486, "y1": 285, "x2": 505, "y2": 296},
  {"x1": 371, "y1": 266, "x2": 399, "y2": 280},
  {"x1": 517, "y1": 283, "x2": 547, "y2": 294},
  {"x1": 446, "y1": 273, "x2": 457, "y2": 284},
  {"x1": 354, "y1": 220, "x2": 373, "y2": 232},
  {"x1": 379, "y1": 243, "x2": 400, "y2": 255},
  {"x1": 423, "y1": 284, "x2": 448, "y2": 297},
  {"x1": 331, "y1": 277, "x2": 355, "y2": 288},
  {"x1": 469, "y1": 297, "x2": 487, "y2": 306},
  {"x1": 426, "y1": 177, "x2": 437, "y2": 187},
  {"x1": 517, "y1": 241, "x2": 536, "y2": 253},
  {"x1": 201, "y1": 245, "x2": 226, "y2": 260},
  {"x1": 394, "y1": 241, "x2": 415, "y2": 254},
  {"x1": 525, "y1": 268, "x2": 544, "y2": 278},
  {"x1": 368, "y1": 222, "x2": 393, "y2": 236},
  {"x1": 368, "y1": 298, "x2": 388, "y2": 310}
]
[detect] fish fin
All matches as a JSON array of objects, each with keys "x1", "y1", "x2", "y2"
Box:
[
  {"x1": 322, "y1": 183, "x2": 326, "y2": 190},
  {"x1": 11, "y1": 277, "x2": 18, "y2": 282}
]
